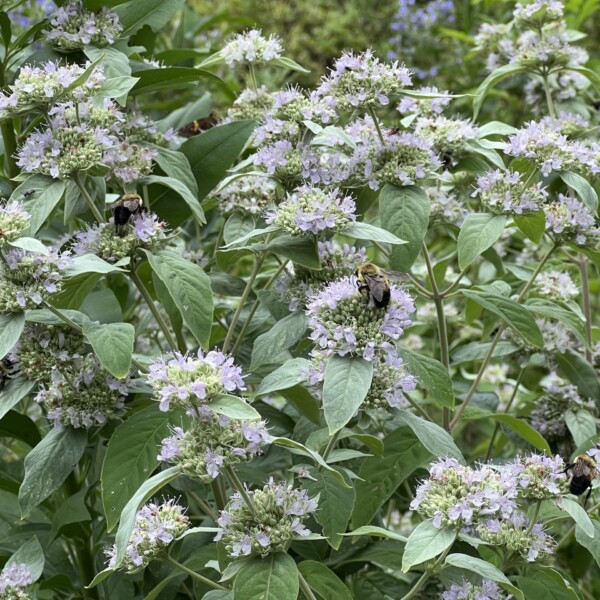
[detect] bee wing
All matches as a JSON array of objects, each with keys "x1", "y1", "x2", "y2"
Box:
[
  {"x1": 381, "y1": 269, "x2": 410, "y2": 283},
  {"x1": 363, "y1": 273, "x2": 386, "y2": 302},
  {"x1": 573, "y1": 461, "x2": 592, "y2": 477}
]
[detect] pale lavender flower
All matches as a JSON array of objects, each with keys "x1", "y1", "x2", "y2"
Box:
[
  {"x1": 442, "y1": 578, "x2": 511, "y2": 600},
  {"x1": 0, "y1": 202, "x2": 31, "y2": 246},
  {"x1": 0, "y1": 563, "x2": 33, "y2": 596},
  {"x1": 221, "y1": 28, "x2": 283, "y2": 67},
  {"x1": 396, "y1": 86, "x2": 451, "y2": 115},
  {"x1": 545, "y1": 194, "x2": 600, "y2": 245},
  {"x1": 533, "y1": 270, "x2": 578, "y2": 302}
]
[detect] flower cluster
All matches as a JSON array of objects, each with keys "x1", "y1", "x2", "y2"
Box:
[
  {"x1": 0, "y1": 202, "x2": 31, "y2": 246},
  {"x1": 106, "y1": 499, "x2": 189, "y2": 573},
  {"x1": 213, "y1": 175, "x2": 277, "y2": 216},
  {"x1": 265, "y1": 186, "x2": 356, "y2": 236},
  {"x1": 545, "y1": 195, "x2": 600, "y2": 245},
  {"x1": 0, "y1": 563, "x2": 33, "y2": 600},
  {"x1": 396, "y1": 86, "x2": 451, "y2": 115},
  {"x1": 227, "y1": 86, "x2": 274, "y2": 122},
  {"x1": 158, "y1": 413, "x2": 271, "y2": 482},
  {"x1": 35, "y1": 356, "x2": 128, "y2": 428},
  {"x1": 72, "y1": 213, "x2": 166, "y2": 262},
  {"x1": 442, "y1": 579, "x2": 511, "y2": 600},
  {"x1": 147, "y1": 349, "x2": 246, "y2": 412},
  {"x1": 472, "y1": 170, "x2": 546, "y2": 215},
  {"x1": 316, "y1": 50, "x2": 412, "y2": 111},
  {"x1": 0, "y1": 61, "x2": 105, "y2": 113},
  {"x1": 514, "y1": 0, "x2": 564, "y2": 29},
  {"x1": 426, "y1": 186, "x2": 466, "y2": 225},
  {"x1": 221, "y1": 29, "x2": 283, "y2": 68},
  {"x1": 44, "y1": 0, "x2": 123, "y2": 49},
  {"x1": 509, "y1": 454, "x2": 568, "y2": 499},
  {"x1": 215, "y1": 479, "x2": 317, "y2": 558},
  {"x1": 306, "y1": 276, "x2": 415, "y2": 361},
  {"x1": 0, "y1": 248, "x2": 72, "y2": 313},
  {"x1": 533, "y1": 270, "x2": 578, "y2": 302},
  {"x1": 414, "y1": 115, "x2": 479, "y2": 160}
]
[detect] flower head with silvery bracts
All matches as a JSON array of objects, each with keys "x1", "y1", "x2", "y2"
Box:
[
  {"x1": 0, "y1": 563, "x2": 33, "y2": 599},
  {"x1": 442, "y1": 578, "x2": 511, "y2": 600},
  {"x1": 514, "y1": 0, "x2": 564, "y2": 29},
  {"x1": 227, "y1": 86, "x2": 274, "y2": 122},
  {"x1": 44, "y1": 0, "x2": 122, "y2": 49},
  {"x1": 545, "y1": 195, "x2": 600, "y2": 245},
  {"x1": 221, "y1": 29, "x2": 283, "y2": 68},
  {"x1": 540, "y1": 112, "x2": 590, "y2": 136},
  {"x1": 533, "y1": 270, "x2": 579, "y2": 302},
  {"x1": 35, "y1": 355, "x2": 128, "y2": 429},
  {"x1": 9, "y1": 323, "x2": 84, "y2": 384},
  {"x1": 275, "y1": 241, "x2": 367, "y2": 311},
  {"x1": 472, "y1": 170, "x2": 546, "y2": 215},
  {"x1": 102, "y1": 139, "x2": 157, "y2": 185},
  {"x1": 426, "y1": 187, "x2": 466, "y2": 225},
  {"x1": 507, "y1": 454, "x2": 569, "y2": 500},
  {"x1": 148, "y1": 349, "x2": 246, "y2": 412},
  {"x1": 253, "y1": 116, "x2": 301, "y2": 146},
  {"x1": 0, "y1": 202, "x2": 30, "y2": 246},
  {"x1": 397, "y1": 86, "x2": 451, "y2": 116},
  {"x1": 474, "y1": 23, "x2": 514, "y2": 71},
  {"x1": 316, "y1": 50, "x2": 412, "y2": 112},
  {"x1": 0, "y1": 61, "x2": 105, "y2": 113},
  {"x1": 122, "y1": 109, "x2": 174, "y2": 147},
  {"x1": 265, "y1": 186, "x2": 356, "y2": 236},
  {"x1": 213, "y1": 175, "x2": 278, "y2": 216},
  {"x1": 106, "y1": 499, "x2": 188, "y2": 573},
  {"x1": 0, "y1": 248, "x2": 72, "y2": 313},
  {"x1": 253, "y1": 140, "x2": 305, "y2": 185},
  {"x1": 72, "y1": 213, "x2": 166, "y2": 263},
  {"x1": 158, "y1": 413, "x2": 271, "y2": 482},
  {"x1": 410, "y1": 459, "x2": 519, "y2": 529},
  {"x1": 214, "y1": 479, "x2": 318, "y2": 558},
  {"x1": 306, "y1": 276, "x2": 415, "y2": 361},
  {"x1": 514, "y1": 27, "x2": 584, "y2": 71},
  {"x1": 477, "y1": 510, "x2": 555, "y2": 561},
  {"x1": 270, "y1": 86, "x2": 338, "y2": 126},
  {"x1": 414, "y1": 115, "x2": 480, "y2": 160}
]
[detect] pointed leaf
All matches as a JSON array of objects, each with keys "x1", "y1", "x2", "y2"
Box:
[
  {"x1": 83, "y1": 321, "x2": 134, "y2": 378},
  {"x1": 0, "y1": 312, "x2": 24, "y2": 359},
  {"x1": 458, "y1": 213, "x2": 507, "y2": 270},
  {"x1": 402, "y1": 520, "x2": 456, "y2": 572},
  {"x1": 233, "y1": 553, "x2": 299, "y2": 600}
]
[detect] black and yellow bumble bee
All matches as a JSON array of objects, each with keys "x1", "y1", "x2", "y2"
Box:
[
  {"x1": 355, "y1": 262, "x2": 408, "y2": 309},
  {"x1": 110, "y1": 193, "x2": 145, "y2": 235},
  {"x1": 564, "y1": 453, "x2": 597, "y2": 506}
]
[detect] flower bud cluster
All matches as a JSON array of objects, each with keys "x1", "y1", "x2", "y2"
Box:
[
  {"x1": 0, "y1": 248, "x2": 72, "y2": 313},
  {"x1": 213, "y1": 175, "x2": 277, "y2": 216},
  {"x1": 532, "y1": 270, "x2": 578, "y2": 302},
  {"x1": 315, "y1": 50, "x2": 412, "y2": 112},
  {"x1": 0, "y1": 61, "x2": 105, "y2": 113},
  {"x1": 44, "y1": 1, "x2": 123, "y2": 49},
  {"x1": 0, "y1": 563, "x2": 33, "y2": 600},
  {"x1": 158, "y1": 413, "x2": 271, "y2": 482},
  {"x1": 265, "y1": 185, "x2": 356, "y2": 236},
  {"x1": 106, "y1": 499, "x2": 189, "y2": 573},
  {"x1": 227, "y1": 87, "x2": 274, "y2": 122},
  {"x1": 472, "y1": 170, "x2": 546, "y2": 215},
  {"x1": 102, "y1": 140, "x2": 157, "y2": 185},
  {"x1": 426, "y1": 187, "x2": 466, "y2": 225},
  {"x1": 148, "y1": 349, "x2": 246, "y2": 412},
  {"x1": 414, "y1": 115, "x2": 480, "y2": 159},
  {"x1": 508, "y1": 454, "x2": 569, "y2": 499},
  {"x1": 0, "y1": 202, "x2": 31, "y2": 246},
  {"x1": 221, "y1": 29, "x2": 283, "y2": 68},
  {"x1": 514, "y1": 0, "x2": 564, "y2": 29},
  {"x1": 271, "y1": 87, "x2": 337, "y2": 126},
  {"x1": 72, "y1": 213, "x2": 166, "y2": 262},
  {"x1": 253, "y1": 139, "x2": 307, "y2": 185},
  {"x1": 442, "y1": 578, "x2": 511, "y2": 600},
  {"x1": 545, "y1": 195, "x2": 600, "y2": 245},
  {"x1": 214, "y1": 479, "x2": 317, "y2": 558}
]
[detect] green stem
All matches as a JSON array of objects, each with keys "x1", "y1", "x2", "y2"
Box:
[
  {"x1": 166, "y1": 556, "x2": 228, "y2": 591},
  {"x1": 484, "y1": 366, "x2": 527, "y2": 462},
  {"x1": 576, "y1": 254, "x2": 593, "y2": 362},
  {"x1": 407, "y1": 273, "x2": 434, "y2": 299},
  {"x1": 189, "y1": 491, "x2": 217, "y2": 522},
  {"x1": 44, "y1": 303, "x2": 83, "y2": 331},
  {"x1": 225, "y1": 466, "x2": 255, "y2": 514},
  {"x1": 130, "y1": 270, "x2": 178, "y2": 353},
  {"x1": 399, "y1": 544, "x2": 453, "y2": 600},
  {"x1": 440, "y1": 267, "x2": 468, "y2": 297},
  {"x1": 298, "y1": 571, "x2": 319, "y2": 600},
  {"x1": 404, "y1": 394, "x2": 434, "y2": 422},
  {"x1": 526, "y1": 500, "x2": 542, "y2": 535},
  {"x1": 367, "y1": 107, "x2": 386, "y2": 144},
  {"x1": 1, "y1": 119, "x2": 18, "y2": 185},
  {"x1": 322, "y1": 431, "x2": 341, "y2": 462},
  {"x1": 542, "y1": 73, "x2": 556, "y2": 118},
  {"x1": 248, "y1": 64, "x2": 259, "y2": 92},
  {"x1": 211, "y1": 479, "x2": 227, "y2": 512},
  {"x1": 449, "y1": 243, "x2": 556, "y2": 430},
  {"x1": 74, "y1": 173, "x2": 105, "y2": 223}
]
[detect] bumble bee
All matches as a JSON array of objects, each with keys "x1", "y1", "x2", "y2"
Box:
[
  {"x1": 355, "y1": 263, "x2": 408, "y2": 309},
  {"x1": 109, "y1": 193, "x2": 145, "y2": 235},
  {"x1": 564, "y1": 453, "x2": 597, "y2": 506}
]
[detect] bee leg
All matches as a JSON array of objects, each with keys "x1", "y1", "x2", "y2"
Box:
[{"x1": 584, "y1": 485, "x2": 593, "y2": 509}]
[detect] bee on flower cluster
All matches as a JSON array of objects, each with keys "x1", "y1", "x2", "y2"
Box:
[
  {"x1": 355, "y1": 262, "x2": 408, "y2": 309},
  {"x1": 109, "y1": 193, "x2": 145, "y2": 235},
  {"x1": 564, "y1": 453, "x2": 598, "y2": 506}
]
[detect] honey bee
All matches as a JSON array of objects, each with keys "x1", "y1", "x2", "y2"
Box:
[
  {"x1": 355, "y1": 263, "x2": 408, "y2": 309},
  {"x1": 177, "y1": 112, "x2": 219, "y2": 137},
  {"x1": 564, "y1": 453, "x2": 597, "y2": 506},
  {"x1": 109, "y1": 193, "x2": 145, "y2": 235}
]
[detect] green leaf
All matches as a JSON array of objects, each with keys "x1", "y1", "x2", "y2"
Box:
[
  {"x1": 397, "y1": 411, "x2": 464, "y2": 463},
  {"x1": 251, "y1": 312, "x2": 307, "y2": 370},
  {"x1": 342, "y1": 526, "x2": 407, "y2": 543},
  {"x1": 0, "y1": 312, "x2": 24, "y2": 360},
  {"x1": 233, "y1": 553, "x2": 299, "y2": 600},
  {"x1": 379, "y1": 184, "x2": 430, "y2": 271},
  {"x1": 444, "y1": 553, "x2": 511, "y2": 584},
  {"x1": 82, "y1": 321, "x2": 134, "y2": 378},
  {"x1": 0, "y1": 410, "x2": 40, "y2": 447},
  {"x1": 514, "y1": 210, "x2": 546, "y2": 243},
  {"x1": 303, "y1": 469, "x2": 355, "y2": 549},
  {"x1": 7, "y1": 537, "x2": 44, "y2": 582},
  {"x1": 473, "y1": 63, "x2": 527, "y2": 118},
  {"x1": 297, "y1": 561, "x2": 353, "y2": 600},
  {"x1": 181, "y1": 121, "x2": 256, "y2": 202},
  {"x1": 131, "y1": 67, "x2": 222, "y2": 94},
  {"x1": 258, "y1": 234, "x2": 321, "y2": 269},
  {"x1": 556, "y1": 349, "x2": 600, "y2": 401},
  {"x1": 559, "y1": 171, "x2": 598, "y2": 211},
  {"x1": 517, "y1": 567, "x2": 581, "y2": 600},
  {"x1": 153, "y1": 146, "x2": 199, "y2": 198},
  {"x1": 575, "y1": 520, "x2": 600, "y2": 566},
  {"x1": 49, "y1": 488, "x2": 91, "y2": 542},
  {"x1": 565, "y1": 410, "x2": 597, "y2": 447},
  {"x1": 101, "y1": 404, "x2": 173, "y2": 532},
  {"x1": 254, "y1": 358, "x2": 312, "y2": 397},
  {"x1": 0, "y1": 378, "x2": 36, "y2": 420},
  {"x1": 223, "y1": 213, "x2": 256, "y2": 246},
  {"x1": 460, "y1": 289, "x2": 543, "y2": 347},
  {"x1": 15, "y1": 176, "x2": 65, "y2": 235},
  {"x1": 144, "y1": 250, "x2": 213, "y2": 348},
  {"x1": 8, "y1": 236, "x2": 49, "y2": 254},
  {"x1": 19, "y1": 428, "x2": 87, "y2": 517},
  {"x1": 457, "y1": 213, "x2": 507, "y2": 270},
  {"x1": 98, "y1": 75, "x2": 139, "y2": 104},
  {"x1": 451, "y1": 340, "x2": 518, "y2": 364},
  {"x1": 399, "y1": 348, "x2": 454, "y2": 408},
  {"x1": 491, "y1": 414, "x2": 551, "y2": 454},
  {"x1": 115, "y1": 0, "x2": 185, "y2": 35},
  {"x1": 402, "y1": 520, "x2": 456, "y2": 572},
  {"x1": 65, "y1": 254, "x2": 126, "y2": 276},
  {"x1": 113, "y1": 466, "x2": 180, "y2": 567},
  {"x1": 323, "y1": 356, "x2": 373, "y2": 434},
  {"x1": 525, "y1": 298, "x2": 588, "y2": 349},
  {"x1": 562, "y1": 497, "x2": 594, "y2": 538},
  {"x1": 210, "y1": 395, "x2": 261, "y2": 420},
  {"x1": 271, "y1": 56, "x2": 311, "y2": 73},
  {"x1": 352, "y1": 427, "x2": 431, "y2": 528},
  {"x1": 344, "y1": 221, "x2": 407, "y2": 245},
  {"x1": 142, "y1": 174, "x2": 205, "y2": 224}
]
